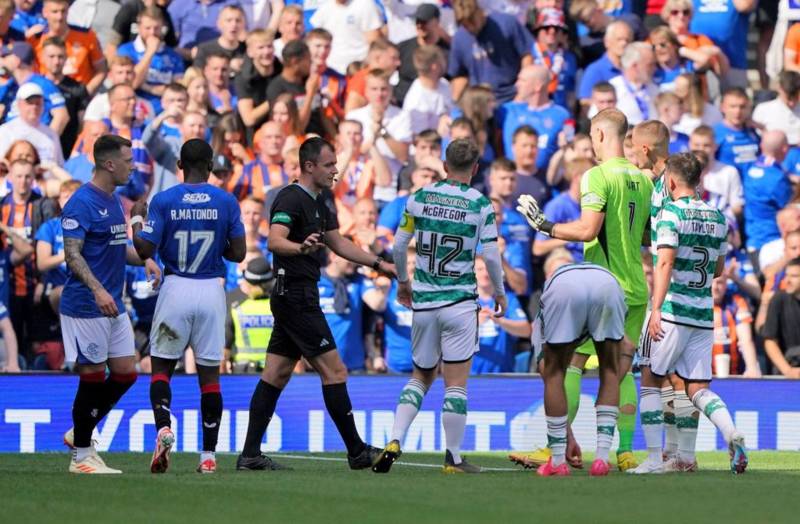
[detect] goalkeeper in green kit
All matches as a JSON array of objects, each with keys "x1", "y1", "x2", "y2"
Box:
[{"x1": 514, "y1": 108, "x2": 653, "y2": 472}]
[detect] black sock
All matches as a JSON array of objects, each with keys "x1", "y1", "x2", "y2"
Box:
[
  {"x1": 201, "y1": 384, "x2": 223, "y2": 452},
  {"x1": 242, "y1": 380, "x2": 282, "y2": 457},
  {"x1": 150, "y1": 376, "x2": 172, "y2": 431},
  {"x1": 95, "y1": 372, "x2": 137, "y2": 423},
  {"x1": 322, "y1": 382, "x2": 365, "y2": 456},
  {"x1": 72, "y1": 372, "x2": 106, "y2": 448}
]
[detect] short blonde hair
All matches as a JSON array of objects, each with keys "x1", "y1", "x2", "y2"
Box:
[{"x1": 661, "y1": 0, "x2": 693, "y2": 22}]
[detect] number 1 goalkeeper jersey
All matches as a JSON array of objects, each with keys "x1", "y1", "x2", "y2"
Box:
[
  {"x1": 398, "y1": 180, "x2": 497, "y2": 310},
  {"x1": 580, "y1": 157, "x2": 654, "y2": 306}
]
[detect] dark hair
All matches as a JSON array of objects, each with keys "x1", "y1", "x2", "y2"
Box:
[
  {"x1": 513, "y1": 124, "x2": 538, "y2": 142},
  {"x1": 42, "y1": 36, "x2": 66, "y2": 50},
  {"x1": 665, "y1": 152, "x2": 702, "y2": 187},
  {"x1": 787, "y1": 257, "x2": 800, "y2": 270},
  {"x1": 592, "y1": 81, "x2": 616, "y2": 95},
  {"x1": 164, "y1": 82, "x2": 188, "y2": 96},
  {"x1": 180, "y1": 139, "x2": 214, "y2": 174},
  {"x1": 306, "y1": 27, "x2": 332, "y2": 42},
  {"x1": 93, "y1": 134, "x2": 131, "y2": 167},
  {"x1": 204, "y1": 51, "x2": 230, "y2": 65},
  {"x1": 282, "y1": 39, "x2": 310, "y2": 63},
  {"x1": 414, "y1": 129, "x2": 442, "y2": 147},
  {"x1": 210, "y1": 113, "x2": 246, "y2": 156},
  {"x1": 721, "y1": 86, "x2": 749, "y2": 102},
  {"x1": 780, "y1": 70, "x2": 800, "y2": 99},
  {"x1": 300, "y1": 136, "x2": 334, "y2": 171},
  {"x1": 490, "y1": 157, "x2": 516, "y2": 172},
  {"x1": 445, "y1": 139, "x2": 480, "y2": 173},
  {"x1": 450, "y1": 117, "x2": 475, "y2": 134}
]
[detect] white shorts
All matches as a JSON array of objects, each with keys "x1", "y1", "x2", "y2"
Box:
[
  {"x1": 538, "y1": 269, "x2": 626, "y2": 345},
  {"x1": 149, "y1": 275, "x2": 226, "y2": 366},
  {"x1": 61, "y1": 313, "x2": 135, "y2": 364},
  {"x1": 411, "y1": 301, "x2": 479, "y2": 369},
  {"x1": 640, "y1": 319, "x2": 713, "y2": 381}
]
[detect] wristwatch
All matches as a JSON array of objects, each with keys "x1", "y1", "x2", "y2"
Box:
[{"x1": 372, "y1": 256, "x2": 384, "y2": 270}]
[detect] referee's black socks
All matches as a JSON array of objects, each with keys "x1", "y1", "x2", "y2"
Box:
[
  {"x1": 322, "y1": 382, "x2": 366, "y2": 457},
  {"x1": 242, "y1": 380, "x2": 283, "y2": 457}
]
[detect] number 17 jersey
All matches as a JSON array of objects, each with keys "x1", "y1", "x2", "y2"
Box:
[
  {"x1": 398, "y1": 180, "x2": 497, "y2": 311},
  {"x1": 139, "y1": 183, "x2": 245, "y2": 279}
]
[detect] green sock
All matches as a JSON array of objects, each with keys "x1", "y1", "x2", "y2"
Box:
[
  {"x1": 617, "y1": 372, "x2": 638, "y2": 453},
  {"x1": 565, "y1": 366, "x2": 583, "y2": 424}
]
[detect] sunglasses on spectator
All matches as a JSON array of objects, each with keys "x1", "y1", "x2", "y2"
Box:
[{"x1": 670, "y1": 9, "x2": 690, "y2": 16}]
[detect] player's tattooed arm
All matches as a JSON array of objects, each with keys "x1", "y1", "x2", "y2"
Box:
[{"x1": 64, "y1": 237, "x2": 104, "y2": 293}]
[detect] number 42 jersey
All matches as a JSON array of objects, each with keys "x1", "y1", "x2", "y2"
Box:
[
  {"x1": 139, "y1": 183, "x2": 245, "y2": 279},
  {"x1": 398, "y1": 180, "x2": 498, "y2": 311}
]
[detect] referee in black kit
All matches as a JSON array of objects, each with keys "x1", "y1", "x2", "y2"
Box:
[{"x1": 237, "y1": 137, "x2": 396, "y2": 471}]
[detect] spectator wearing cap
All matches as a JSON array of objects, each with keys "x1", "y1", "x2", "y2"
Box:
[
  {"x1": 117, "y1": 7, "x2": 185, "y2": 115},
  {"x1": 209, "y1": 152, "x2": 234, "y2": 189},
  {"x1": 235, "y1": 29, "x2": 282, "y2": 142},
  {"x1": 0, "y1": 41, "x2": 68, "y2": 133},
  {"x1": 266, "y1": 40, "x2": 328, "y2": 137},
  {"x1": 0, "y1": 0, "x2": 25, "y2": 45},
  {"x1": 395, "y1": 3, "x2": 450, "y2": 106},
  {"x1": 448, "y1": 0, "x2": 533, "y2": 104},
  {"x1": 0, "y1": 83, "x2": 63, "y2": 165},
  {"x1": 28, "y1": 0, "x2": 107, "y2": 95},
  {"x1": 38, "y1": 36, "x2": 89, "y2": 156},
  {"x1": 568, "y1": 0, "x2": 644, "y2": 67},
  {"x1": 309, "y1": 0, "x2": 385, "y2": 76},
  {"x1": 530, "y1": 7, "x2": 576, "y2": 110},
  {"x1": 607, "y1": 42, "x2": 658, "y2": 125},
  {"x1": 688, "y1": 0, "x2": 755, "y2": 89},
  {"x1": 143, "y1": 101, "x2": 208, "y2": 195},
  {"x1": 753, "y1": 71, "x2": 800, "y2": 147},
  {"x1": 167, "y1": 0, "x2": 240, "y2": 60},
  {"x1": 343, "y1": 39, "x2": 401, "y2": 115},
  {"x1": 273, "y1": 4, "x2": 304, "y2": 62},
  {"x1": 576, "y1": 19, "x2": 633, "y2": 109},
  {"x1": 192, "y1": 5, "x2": 246, "y2": 73},
  {"x1": 497, "y1": 64, "x2": 570, "y2": 170},
  {"x1": 225, "y1": 256, "x2": 275, "y2": 373}
]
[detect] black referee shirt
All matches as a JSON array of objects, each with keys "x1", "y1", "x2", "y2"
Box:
[{"x1": 269, "y1": 183, "x2": 338, "y2": 283}]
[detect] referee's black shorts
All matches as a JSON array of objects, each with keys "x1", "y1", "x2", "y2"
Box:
[{"x1": 268, "y1": 283, "x2": 337, "y2": 361}]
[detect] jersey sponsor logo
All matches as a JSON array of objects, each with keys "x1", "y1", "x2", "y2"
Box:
[
  {"x1": 272, "y1": 212, "x2": 292, "y2": 224},
  {"x1": 423, "y1": 193, "x2": 470, "y2": 209},
  {"x1": 182, "y1": 193, "x2": 211, "y2": 204},
  {"x1": 62, "y1": 218, "x2": 79, "y2": 230}
]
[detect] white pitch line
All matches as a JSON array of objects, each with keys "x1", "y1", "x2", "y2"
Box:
[{"x1": 274, "y1": 454, "x2": 520, "y2": 472}]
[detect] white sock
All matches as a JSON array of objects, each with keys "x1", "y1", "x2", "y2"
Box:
[
  {"x1": 442, "y1": 386, "x2": 467, "y2": 464},
  {"x1": 595, "y1": 405, "x2": 618, "y2": 463},
  {"x1": 661, "y1": 386, "x2": 678, "y2": 458},
  {"x1": 674, "y1": 391, "x2": 698, "y2": 463},
  {"x1": 201, "y1": 451, "x2": 215, "y2": 462},
  {"x1": 639, "y1": 387, "x2": 663, "y2": 462},
  {"x1": 75, "y1": 446, "x2": 91, "y2": 462},
  {"x1": 390, "y1": 379, "x2": 428, "y2": 443},
  {"x1": 546, "y1": 415, "x2": 568, "y2": 466},
  {"x1": 692, "y1": 388, "x2": 736, "y2": 443}
]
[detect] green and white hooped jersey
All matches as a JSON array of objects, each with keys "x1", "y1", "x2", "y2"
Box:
[
  {"x1": 655, "y1": 197, "x2": 728, "y2": 328},
  {"x1": 650, "y1": 174, "x2": 669, "y2": 256},
  {"x1": 398, "y1": 181, "x2": 497, "y2": 310}
]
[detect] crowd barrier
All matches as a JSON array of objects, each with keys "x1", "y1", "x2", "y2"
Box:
[{"x1": 1, "y1": 375, "x2": 799, "y2": 452}]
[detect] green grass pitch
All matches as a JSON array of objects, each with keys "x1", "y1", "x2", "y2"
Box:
[{"x1": 1, "y1": 451, "x2": 798, "y2": 523}]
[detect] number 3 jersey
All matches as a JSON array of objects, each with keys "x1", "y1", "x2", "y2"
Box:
[
  {"x1": 139, "y1": 183, "x2": 245, "y2": 279},
  {"x1": 655, "y1": 196, "x2": 728, "y2": 328},
  {"x1": 398, "y1": 180, "x2": 497, "y2": 311}
]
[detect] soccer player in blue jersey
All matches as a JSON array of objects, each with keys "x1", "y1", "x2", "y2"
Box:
[
  {"x1": 131, "y1": 139, "x2": 246, "y2": 475},
  {"x1": 61, "y1": 135, "x2": 161, "y2": 474}
]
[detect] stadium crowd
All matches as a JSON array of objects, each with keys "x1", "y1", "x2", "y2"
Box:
[{"x1": 0, "y1": 0, "x2": 797, "y2": 380}]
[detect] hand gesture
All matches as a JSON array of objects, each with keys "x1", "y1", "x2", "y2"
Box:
[
  {"x1": 145, "y1": 258, "x2": 162, "y2": 290},
  {"x1": 145, "y1": 35, "x2": 161, "y2": 55},
  {"x1": 229, "y1": 142, "x2": 249, "y2": 162},
  {"x1": 299, "y1": 232, "x2": 324, "y2": 254},
  {"x1": 516, "y1": 195, "x2": 550, "y2": 233},
  {"x1": 478, "y1": 307, "x2": 493, "y2": 325},
  {"x1": 94, "y1": 287, "x2": 119, "y2": 317},
  {"x1": 372, "y1": 356, "x2": 387, "y2": 373},
  {"x1": 647, "y1": 309, "x2": 664, "y2": 341},
  {"x1": 493, "y1": 294, "x2": 507, "y2": 318},
  {"x1": 305, "y1": 70, "x2": 321, "y2": 96},
  {"x1": 397, "y1": 280, "x2": 412, "y2": 308},
  {"x1": 376, "y1": 260, "x2": 396, "y2": 278}
]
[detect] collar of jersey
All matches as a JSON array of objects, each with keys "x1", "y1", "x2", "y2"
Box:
[
  {"x1": 440, "y1": 179, "x2": 469, "y2": 190},
  {"x1": 294, "y1": 182, "x2": 318, "y2": 199}
]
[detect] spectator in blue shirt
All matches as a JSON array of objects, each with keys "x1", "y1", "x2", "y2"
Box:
[
  {"x1": 472, "y1": 255, "x2": 531, "y2": 374},
  {"x1": 534, "y1": 158, "x2": 589, "y2": 263},
  {"x1": 167, "y1": 0, "x2": 240, "y2": 58},
  {"x1": 743, "y1": 130, "x2": 792, "y2": 253},
  {"x1": 0, "y1": 0, "x2": 25, "y2": 44},
  {"x1": 577, "y1": 20, "x2": 632, "y2": 107},
  {"x1": 689, "y1": 0, "x2": 755, "y2": 89},
  {"x1": 376, "y1": 163, "x2": 440, "y2": 247},
  {"x1": 496, "y1": 64, "x2": 570, "y2": 171},
  {"x1": 381, "y1": 244, "x2": 414, "y2": 373},
  {"x1": 203, "y1": 52, "x2": 236, "y2": 114},
  {"x1": 655, "y1": 91, "x2": 690, "y2": 154},
  {"x1": 510, "y1": 125, "x2": 549, "y2": 206},
  {"x1": 117, "y1": 7, "x2": 185, "y2": 115},
  {"x1": 568, "y1": 0, "x2": 643, "y2": 67},
  {"x1": 319, "y1": 250, "x2": 390, "y2": 372},
  {"x1": 10, "y1": 0, "x2": 45, "y2": 38},
  {"x1": 713, "y1": 87, "x2": 760, "y2": 176},
  {"x1": 448, "y1": 0, "x2": 533, "y2": 104}
]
